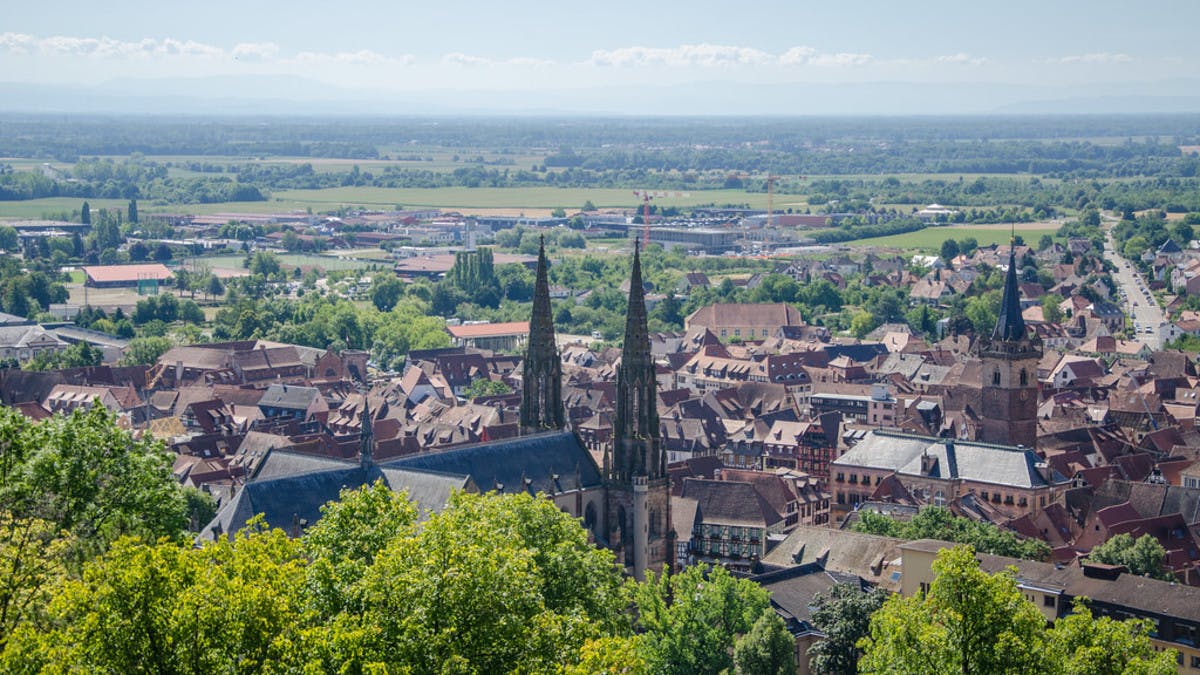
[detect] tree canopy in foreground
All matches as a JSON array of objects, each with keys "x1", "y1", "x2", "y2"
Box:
[
  {"x1": 1, "y1": 483, "x2": 783, "y2": 674},
  {"x1": 859, "y1": 545, "x2": 1176, "y2": 675}
]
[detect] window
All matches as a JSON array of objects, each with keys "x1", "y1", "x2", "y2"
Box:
[
  {"x1": 993, "y1": 370, "x2": 1001, "y2": 386},
  {"x1": 1190, "y1": 655, "x2": 1200, "y2": 669},
  {"x1": 1020, "y1": 369, "x2": 1028, "y2": 386},
  {"x1": 1043, "y1": 595, "x2": 1056, "y2": 608}
]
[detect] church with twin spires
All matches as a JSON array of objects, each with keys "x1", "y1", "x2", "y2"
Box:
[
  {"x1": 201, "y1": 238, "x2": 673, "y2": 581},
  {"x1": 519, "y1": 237, "x2": 673, "y2": 579}
]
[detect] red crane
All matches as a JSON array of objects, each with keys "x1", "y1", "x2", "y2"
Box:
[{"x1": 632, "y1": 190, "x2": 689, "y2": 248}]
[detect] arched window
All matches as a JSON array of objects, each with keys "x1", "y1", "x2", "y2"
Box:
[
  {"x1": 1019, "y1": 369, "x2": 1028, "y2": 386},
  {"x1": 584, "y1": 502, "x2": 597, "y2": 533},
  {"x1": 993, "y1": 370, "x2": 1001, "y2": 386}
]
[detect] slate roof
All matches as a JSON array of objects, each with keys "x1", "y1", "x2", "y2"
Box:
[
  {"x1": 681, "y1": 478, "x2": 783, "y2": 528},
  {"x1": 833, "y1": 430, "x2": 1069, "y2": 489},
  {"x1": 200, "y1": 463, "x2": 468, "y2": 541},
  {"x1": 258, "y1": 383, "x2": 320, "y2": 411},
  {"x1": 993, "y1": 246, "x2": 1027, "y2": 342},
  {"x1": 761, "y1": 525, "x2": 906, "y2": 591},
  {"x1": 384, "y1": 430, "x2": 601, "y2": 495}
]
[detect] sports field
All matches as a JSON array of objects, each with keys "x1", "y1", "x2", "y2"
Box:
[
  {"x1": 203, "y1": 253, "x2": 379, "y2": 273},
  {"x1": 844, "y1": 222, "x2": 1061, "y2": 251},
  {"x1": 0, "y1": 186, "x2": 806, "y2": 220}
]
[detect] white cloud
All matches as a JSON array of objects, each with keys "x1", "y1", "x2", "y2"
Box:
[
  {"x1": 589, "y1": 43, "x2": 877, "y2": 68},
  {"x1": 0, "y1": 32, "x2": 415, "y2": 68},
  {"x1": 443, "y1": 52, "x2": 491, "y2": 67},
  {"x1": 0, "y1": 32, "x2": 36, "y2": 55},
  {"x1": 589, "y1": 43, "x2": 774, "y2": 68},
  {"x1": 935, "y1": 52, "x2": 990, "y2": 66},
  {"x1": 292, "y1": 49, "x2": 406, "y2": 66},
  {"x1": 0, "y1": 32, "x2": 225, "y2": 59},
  {"x1": 442, "y1": 52, "x2": 554, "y2": 67},
  {"x1": 232, "y1": 42, "x2": 281, "y2": 62},
  {"x1": 1046, "y1": 52, "x2": 1133, "y2": 64}
]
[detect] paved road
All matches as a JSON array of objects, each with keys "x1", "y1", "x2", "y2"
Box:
[{"x1": 1103, "y1": 232, "x2": 1165, "y2": 349}]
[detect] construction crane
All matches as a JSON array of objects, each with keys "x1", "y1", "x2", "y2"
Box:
[
  {"x1": 726, "y1": 173, "x2": 780, "y2": 250},
  {"x1": 632, "y1": 190, "x2": 689, "y2": 248}
]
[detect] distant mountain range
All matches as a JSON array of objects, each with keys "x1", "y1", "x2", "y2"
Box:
[{"x1": 2, "y1": 75, "x2": 1199, "y2": 116}]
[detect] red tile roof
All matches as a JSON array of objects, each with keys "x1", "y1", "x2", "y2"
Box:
[
  {"x1": 83, "y1": 263, "x2": 172, "y2": 283},
  {"x1": 446, "y1": 321, "x2": 529, "y2": 339}
]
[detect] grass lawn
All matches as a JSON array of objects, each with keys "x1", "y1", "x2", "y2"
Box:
[
  {"x1": 0, "y1": 197, "x2": 128, "y2": 220},
  {"x1": 0, "y1": 186, "x2": 807, "y2": 220},
  {"x1": 268, "y1": 186, "x2": 801, "y2": 212},
  {"x1": 201, "y1": 253, "x2": 380, "y2": 273},
  {"x1": 844, "y1": 222, "x2": 1062, "y2": 251}
]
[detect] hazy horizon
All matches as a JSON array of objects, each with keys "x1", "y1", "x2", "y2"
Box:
[{"x1": 3, "y1": 0, "x2": 1198, "y2": 116}]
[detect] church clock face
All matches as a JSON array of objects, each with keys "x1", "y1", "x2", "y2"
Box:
[{"x1": 1019, "y1": 390, "x2": 1030, "y2": 401}]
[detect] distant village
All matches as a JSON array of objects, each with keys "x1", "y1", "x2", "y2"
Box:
[{"x1": 8, "y1": 202, "x2": 1200, "y2": 672}]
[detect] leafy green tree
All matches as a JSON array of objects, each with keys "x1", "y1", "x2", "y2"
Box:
[
  {"x1": 205, "y1": 273, "x2": 225, "y2": 300},
  {"x1": 2, "y1": 525, "x2": 310, "y2": 674},
  {"x1": 80, "y1": 201, "x2": 90, "y2": 225},
  {"x1": 862, "y1": 546, "x2": 1177, "y2": 675},
  {"x1": 121, "y1": 336, "x2": 174, "y2": 366},
  {"x1": 734, "y1": 610, "x2": 797, "y2": 675},
  {"x1": 127, "y1": 198, "x2": 138, "y2": 224},
  {"x1": 370, "y1": 273, "x2": 405, "y2": 312},
  {"x1": 850, "y1": 310, "x2": 877, "y2": 339},
  {"x1": 155, "y1": 293, "x2": 179, "y2": 323},
  {"x1": 22, "y1": 342, "x2": 102, "y2": 371},
  {"x1": 1088, "y1": 533, "x2": 1172, "y2": 580},
  {"x1": 303, "y1": 481, "x2": 418, "y2": 617},
  {"x1": 0, "y1": 406, "x2": 188, "y2": 559},
  {"x1": 940, "y1": 238, "x2": 960, "y2": 262},
  {"x1": 634, "y1": 564, "x2": 769, "y2": 675},
  {"x1": 860, "y1": 545, "x2": 1048, "y2": 675},
  {"x1": 179, "y1": 299, "x2": 204, "y2": 324},
  {"x1": 1042, "y1": 293, "x2": 1065, "y2": 324},
  {"x1": 0, "y1": 227, "x2": 17, "y2": 252},
  {"x1": 247, "y1": 250, "x2": 281, "y2": 277},
  {"x1": 127, "y1": 241, "x2": 149, "y2": 262},
  {"x1": 1124, "y1": 235, "x2": 1150, "y2": 260},
  {"x1": 371, "y1": 301, "x2": 450, "y2": 370},
  {"x1": 153, "y1": 242, "x2": 172, "y2": 262},
  {"x1": 853, "y1": 507, "x2": 1050, "y2": 561},
  {"x1": 565, "y1": 636, "x2": 649, "y2": 675},
  {"x1": 1044, "y1": 601, "x2": 1176, "y2": 674},
  {"x1": 582, "y1": 199, "x2": 596, "y2": 212},
  {"x1": 463, "y1": 377, "x2": 513, "y2": 399},
  {"x1": 551, "y1": 207, "x2": 567, "y2": 218},
  {"x1": 334, "y1": 490, "x2": 627, "y2": 674},
  {"x1": 808, "y1": 583, "x2": 888, "y2": 675}
]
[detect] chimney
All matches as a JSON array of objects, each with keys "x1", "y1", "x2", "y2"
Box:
[
  {"x1": 1034, "y1": 461, "x2": 1054, "y2": 485},
  {"x1": 176, "y1": 360, "x2": 183, "y2": 383},
  {"x1": 921, "y1": 451, "x2": 937, "y2": 475}
]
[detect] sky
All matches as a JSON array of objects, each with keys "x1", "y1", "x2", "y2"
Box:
[{"x1": 2, "y1": 0, "x2": 1197, "y2": 112}]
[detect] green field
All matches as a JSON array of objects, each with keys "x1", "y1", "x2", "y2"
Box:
[
  {"x1": 202, "y1": 253, "x2": 380, "y2": 273},
  {"x1": 270, "y1": 186, "x2": 799, "y2": 211},
  {"x1": 844, "y1": 223, "x2": 1061, "y2": 251},
  {"x1": 0, "y1": 186, "x2": 806, "y2": 220},
  {"x1": 0, "y1": 197, "x2": 129, "y2": 220}
]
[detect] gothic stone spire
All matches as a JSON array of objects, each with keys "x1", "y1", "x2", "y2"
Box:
[
  {"x1": 993, "y1": 243, "x2": 1027, "y2": 342},
  {"x1": 612, "y1": 242, "x2": 663, "y2": 480},
  {"x1": 520, "y1": 236, "x2": 565, "y2": 432},
  {"x1": 359, "y1": 399, "x2": 374, "y2": 469}
]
